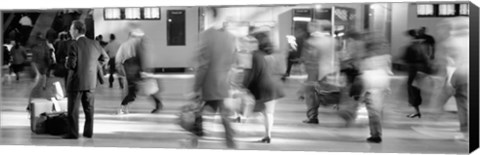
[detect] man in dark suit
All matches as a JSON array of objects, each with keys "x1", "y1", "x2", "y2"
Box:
[{"x1": 63, "y1": 20, "x2": 109, "y2": 139}]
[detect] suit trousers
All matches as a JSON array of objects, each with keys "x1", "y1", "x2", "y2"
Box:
[{"x1": 66, "y1": 90, "x2": 95, "y2": 138}]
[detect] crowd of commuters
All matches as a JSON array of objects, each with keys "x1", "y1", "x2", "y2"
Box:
[{"x1": 1, "y1": 8, "x2": 469, "y2": 148}]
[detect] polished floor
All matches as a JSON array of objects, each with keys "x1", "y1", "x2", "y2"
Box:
[{"x1": 0, "y1": 72, "x2": 469, "y2": 154}]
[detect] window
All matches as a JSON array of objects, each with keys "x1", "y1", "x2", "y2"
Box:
[
  {"x1": 459, "y1": 4, "x2": 469, "y2": 15},
  {"x1": 438, "y1": 4, "x2": 455, "y2": 16},
  {"x1": 104, "y1": 8, "x2": 121, "y2": 20},
  {"x1": 144, "y1": 7, "x2": 161, "y2": 19},
  {"x1": 417, "y1": 4, "x2": 434, "y2": 16},
  {"x1": 103, "y1": 8, "x2": 161, "y2": 20},
  {"x1": 417, "y1": 3, "x2": 470, "y2": 17},
  {"x1": 125, "y1": 8, "x2": 141, "y2": 19},
  {"x1": 167, "y1": 10, "x2": 186, "y2": 46}
]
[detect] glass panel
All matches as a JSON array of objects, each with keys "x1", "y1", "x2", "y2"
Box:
[
  {"x1": 125, "y1": 8, "x2": 141, "y2": 19},
  {"x1": 460, "y1": 4, "x2": 469, "y2": 15},
  {"x1": 438, "y1": 4, "x2": 455, "y2": 16},
  {"x1": 417, "y1": 4, "x2": 434, "y2": 16},
  {"x1": 144, "y1": 8, "x2": 160, "y2": 19},
  {"x1": 105, "y1": 8, "x2": 121, "y2": 19}
]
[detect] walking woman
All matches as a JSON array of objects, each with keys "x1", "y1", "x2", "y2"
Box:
[
  {"x1": 403, "y1": 29, "x2": 431, "y2": 118},
  {"x1": 243, "y1": 29, "x2": 285, "y2": 143}
]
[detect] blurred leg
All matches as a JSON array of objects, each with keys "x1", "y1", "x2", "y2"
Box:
[
  {"x1": 119, "y1": 79, "x2": 137, "y2": 114},
  {"x1": 304, "y1": 84, "x2": 319, "y2": 122},
  {"x1": 454, "y1": 84, "x2": 468, "y2": 133},
  {"x1": 263, "y1": 100, "x2": 276, "y2": 139},
  {"x1": 150, "y1": 92, "x2": 163, "y2": 113},
  {"x1": 364, "y1": 90, "x2": 384, "y2": 139},
  {"x1": 407, "y1": 69, "x2": 422, "y2": 115},
  {"x1": 218, "y1": 100, "x2": 236, "y2": 148}
]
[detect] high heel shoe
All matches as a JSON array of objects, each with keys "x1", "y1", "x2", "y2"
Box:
[
  {"x1": 260, "y1": 137, "x2": 271, "y2": 143},
  {"x1": 406, "y1": 113, "x2": 421, "y2": 118}
]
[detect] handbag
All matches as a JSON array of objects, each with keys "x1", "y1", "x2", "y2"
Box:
[
  {"x1": 42, "y1": 112, "x2": 69, "y2": 135},
  {"x1": 177, "y1": 102, "x2": 204, "y2": 136},
  {"x1": 136, "y1": 78, "x2": 161, "y2": 96}
]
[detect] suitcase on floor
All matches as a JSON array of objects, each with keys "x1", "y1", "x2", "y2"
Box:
[{"x1": 28, "y1": 98, "x2": 68, "y2": 134}]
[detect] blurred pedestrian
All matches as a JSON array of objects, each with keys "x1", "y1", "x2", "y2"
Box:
[
  {"x1": 403, "y1": 29, "x2": 431, "y2": 119},
  {"x1": 115, "y1": 29, "x2": 163, "y2": 114},
  {"x1": 9, "y1": 40, "x2": 28, "y2": 81},
  {"x1": 30, "y1": 32, "x2": 54, "y2": 90},
  {"x1": 95, "y1": 35, "x2": 108, "y2": 47},
  {"x1": 358, "y1": 32, "x2": 392, "y2": 143},
  {"x1": 299, "y1": 20, "x2": 338, "y2": 124},
  {"x1": 105, "y1": 33, "x2": 124, "y2": 89},
  {"x1": 243, "y1": 29, "x2": 285, "y2": 143},
  {"x1": 435, "y1": 17, "x2": 469, "y2": 142},
  {"x1": 281, "y1": 35, "x2": 301, "y2": 81},
  {"x1": 336, "y1": 30, "x2": 366, "y2": 126},
  {"x1": 53, "y1": 32, "x2": 73, "y2": 85},
  {"x1": 191, "y1": 7, "x2": 237, "y2": 149}
]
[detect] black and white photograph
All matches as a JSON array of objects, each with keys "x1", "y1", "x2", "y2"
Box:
[{"x1": 0, "y1": 0, "x2": 478, "y2": 155}]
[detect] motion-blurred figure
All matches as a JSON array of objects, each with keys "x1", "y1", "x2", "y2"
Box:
[
  {"x1": 30, "y1": 32, "x2": 54, "y2": 90},
  {"x1": 191, "y1": 7, "x2": 237, "y2": 148},
  {"x1": 105, "y1": 34, "x2": 124, "y2": 89},
  {"x1": 358, "y1": 32, "x2": 392, "y2": 143},
  {"x1": 225, "y1": 36, "x2": 256, "y2": 123},
  {"x1": 403, "y1": 29, "x2": 431, "y2": 119},
  {"x1": 336, "y1": 30, "x2": 365, "y2": 126},
  {"x1": 243, "y1": 29, "x2": 285, "y2": 143},
  {"x1": 299, "y1": 20, "x2": 338, "y2": 124},
  {"x1": 53, "y1": 32, "x2": 72, "y2": 86},
  {"x1": 9, "y1": 40, "x2": 27, "y2": 81},
  {"x1": 115, "y1": 29, "x2": 163, "y2": 114},
  {"x1": 281, "y1": 34, "x2": 302, "y2": 81},
  {"x1": 435, "y1": 17, "x2": 469, "y2": 142},
  {"x1": 95, "y1": 35, "x2": 108, "y2": 47}
]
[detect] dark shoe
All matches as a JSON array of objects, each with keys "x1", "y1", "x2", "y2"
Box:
[
  {"x1": 366, "y1": 137, "x2": 382, "y2": 143},
  {"x1": 406, "y1": 113, "x2": 421, "y2": 118},
  {"x1": 260, "y1": 137, "x2": 271, "y2": 143},
  {"x1": 303, "y1": 119, "x2": 319, "y2": 124},
  {"x1": 62, "y1": 135, "x2": 78, "y2": 139},
  {"x1": 226, "y1": 140, "x2": 237, "y2": 149},
  {"x1": 83, "y1": 134, "x2": 92, "y2": 138},
  {"x1": 151, "y1": 108, "x2": 161, "y2": 114}
]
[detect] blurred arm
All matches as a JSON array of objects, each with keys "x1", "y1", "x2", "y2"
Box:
[
  {"x1": 97, "y1": 43, "x2": 109, "y2": 66},
  {"x1": 193, "y1": 34, "x2": 210, "y2": 93}
]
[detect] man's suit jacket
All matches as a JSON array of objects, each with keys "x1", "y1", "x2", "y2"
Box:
[
  {"x1": 66, "y1": 36, "x2": 109, "y2": 92},
  {"x1": 194, "y1": 28, "x2": 236, "y2": 101}
]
